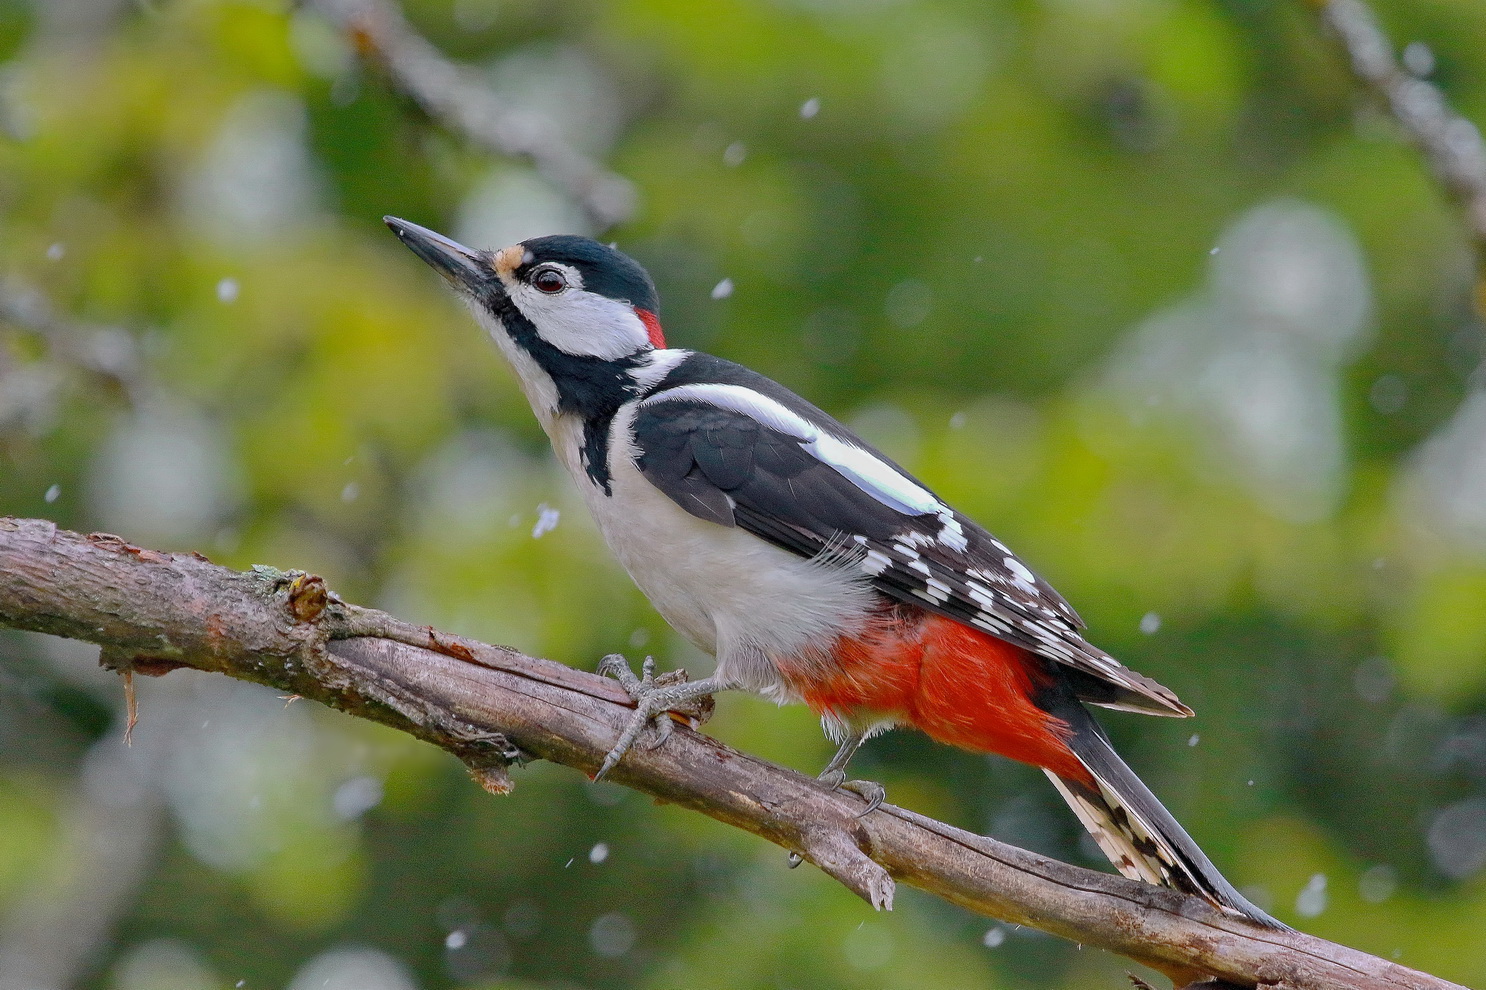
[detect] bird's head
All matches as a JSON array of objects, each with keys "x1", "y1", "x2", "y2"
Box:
[{"x1": 385, "y1": 216, "x2": 669, "y2": 420}]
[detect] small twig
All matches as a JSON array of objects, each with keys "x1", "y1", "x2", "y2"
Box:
[{"x1": 307, "y1": 0, "x2": 636, "y2": 230}]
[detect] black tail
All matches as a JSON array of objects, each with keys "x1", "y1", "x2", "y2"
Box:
[{"x1": 1044, "y1": 696, "x2": 1290, "y2": 930}]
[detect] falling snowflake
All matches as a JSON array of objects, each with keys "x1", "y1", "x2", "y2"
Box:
[{"x1": 532, "y1": 503, "x2": 561, "y2": 539}]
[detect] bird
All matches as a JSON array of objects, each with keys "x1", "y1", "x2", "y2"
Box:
[{"x1": 385, "y1": 216, "x2": 1285, "y2": 929}]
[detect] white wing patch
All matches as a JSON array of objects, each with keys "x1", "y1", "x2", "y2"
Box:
[{"x1": 647, "y1": 383, "x2": 967, "y2": 549}]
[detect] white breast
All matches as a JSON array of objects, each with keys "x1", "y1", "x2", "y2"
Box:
[{"x1": 545, "y1": 405, "x2": 875, "y2": 701}]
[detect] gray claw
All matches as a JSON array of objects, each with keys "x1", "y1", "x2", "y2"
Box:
[
  {"x1": 643, "y1": 711, "x2": 673, "y2": 750},
  {"x1": 817, "y1": 769, "x2": 885, "y2": 817},
  {"x1": 840, "y1": 779, "x2": 886, "y2": 817},
  {"x1": 597, "y1": 653, "x2": 643, "y2": 691}
]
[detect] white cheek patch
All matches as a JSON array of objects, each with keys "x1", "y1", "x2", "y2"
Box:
[{"x1": 510, "y1": 281, "x2": 651, "y2": 361}]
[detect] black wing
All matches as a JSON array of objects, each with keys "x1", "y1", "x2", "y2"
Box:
[{"x1": 629, "y1": 388, "x2": 1190, "y2": 717}]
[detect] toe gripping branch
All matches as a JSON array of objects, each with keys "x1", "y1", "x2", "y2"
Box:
[
  {"x1": 593, "y1": 654, "x2": 896, "y2": 911},
  {"x1": 593, "y1": 654, "x2": 717, "y2": 781}
]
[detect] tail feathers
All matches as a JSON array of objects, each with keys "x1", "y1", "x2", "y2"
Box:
[{"x1": 1047, "y1": 705, "x2": 1290, "y2": 930}]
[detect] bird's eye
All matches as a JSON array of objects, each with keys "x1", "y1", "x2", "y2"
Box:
[{"x1": 533, "y1": 268, "x2": 567, "y2": 294}]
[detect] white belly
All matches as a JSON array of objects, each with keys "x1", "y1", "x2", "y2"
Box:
[{"x1": 546, "y1": 410, "x2": 874, "y2": 700}]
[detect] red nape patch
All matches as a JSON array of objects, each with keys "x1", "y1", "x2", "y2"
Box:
[
  {"x1": 636, "y1": 308, "x2": 666, "y2": 348},
  {"x1": 791, "y1": 608, "x2": 1093, "y2": 787}
]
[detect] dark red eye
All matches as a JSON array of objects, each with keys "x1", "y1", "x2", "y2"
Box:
[{"x1": 533, "y1": 268, "x2": 567, "y2": 293}]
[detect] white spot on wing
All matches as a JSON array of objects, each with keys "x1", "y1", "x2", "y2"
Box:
[
  {"x1": 1003, "y1": 556, "x2": 1037, "y2": 591},
  {"x1": 967, "y1": 585, "x2": 998, "y2": 608},
  {"x1": 938, "y1": 514, "x2": 968, "y2": 551}
]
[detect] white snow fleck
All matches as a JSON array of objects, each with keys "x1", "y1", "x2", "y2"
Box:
[
  {"x1": 216, "y1": 277, "x2": 240, "y2": 304},
  {"x1": 445, "y1": 930, "x2": 467, "y2": 950},
  {"x1": 800, "y1": 97, "x2": 821, "y2": 119},
  {"x1": 710, "y1": 277, "x2": 734, "y2": 300},
  {"x1": 1139, "y1": 611, "x2": 1162, "y2": 635},
  {"x1": 981, "y1": 927, "x2": 1005, "y2": 948},
  {"x1": 1187, "y1": 733, "x2": 1200, "y2": 747},
  {"x1": 531, "y1": 503, "x2": 561, "y2": 538},
  {"x1": 723, "y1": 142, "x2": 746, "y2": 167},
  {"x1": 44, "y1": 483, "x2": 61, "y2": 503},
  {"x1": 340, "y1": 482, "x2": 359, "y2": 503},
  {"x1": 1295, "y1": 873, "x2": 1327, "y2": 917},
  {"x1": 588, "y1": 842, "x2": 609, "y2": 864},
  {"x1": 46, "y1": 242, "x2": 65, "y2": 261}
]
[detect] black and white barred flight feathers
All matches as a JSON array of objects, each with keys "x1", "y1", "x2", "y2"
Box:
[
  {"x1": 1038, "y1": 683, "x2": 1283, "y2": 927},
  {"x1": 629, "y1": 352, "x2": 1193, "y2": 720}
]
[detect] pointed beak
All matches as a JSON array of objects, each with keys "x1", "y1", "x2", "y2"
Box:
[{"x1": 383, "y1": 216, "x2": 490, "y2": 295}]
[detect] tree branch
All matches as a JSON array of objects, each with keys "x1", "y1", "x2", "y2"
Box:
[
  {"x1": 1310, "y1": 0, "x2": 1486, "y2": 308},
  {"x1": 0, "y1": 517, "x2": 1464, "y2": 990},
  {"x1": 306, "y1": 0, "x2": 636, "y2": 230}
]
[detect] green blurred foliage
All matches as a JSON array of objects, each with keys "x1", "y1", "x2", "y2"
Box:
[{"x1": 1, "y1": 0, "x2": 1485, "y2": 986}]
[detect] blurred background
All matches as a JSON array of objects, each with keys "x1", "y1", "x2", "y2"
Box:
[{"x1": 1, "y1": 0, "x2": 1485, "y2": 986}]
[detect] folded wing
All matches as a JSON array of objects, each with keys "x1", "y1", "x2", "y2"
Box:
[{"x1": 629, "y1": 381, "x2": 1191, "y2": 718}]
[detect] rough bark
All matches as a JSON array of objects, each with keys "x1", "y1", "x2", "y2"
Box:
[{"x1": 0, "y1": 517, "x2": 1465, "y2": 990}]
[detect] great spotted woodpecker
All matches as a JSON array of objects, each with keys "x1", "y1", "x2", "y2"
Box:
[{"x1": 386, "y1": 216, "x2": 1284, "y2": 929}]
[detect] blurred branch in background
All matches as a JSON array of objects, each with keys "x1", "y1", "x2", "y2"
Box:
[
  {"x1": 0, "y1": 279, "x2": 145, "y2": 439},
  {"x1": 304, "y1": 0, "x2": 636, "y2": 230},
  {"x1": 0, "y1": 517, "x2": 1465, "y2": 990},
  {"x1": 0, "y1": 769, "x2": 165, "y2": 990},
  {"x1": 1311, "y1": 0, "x2": 1486, "y2": 316}
]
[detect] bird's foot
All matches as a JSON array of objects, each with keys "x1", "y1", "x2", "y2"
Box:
[
  {"x1": 787, "y1": 770, "x2": 887, "y2": 868},
  {"x1": 594, "y1": 655, "x2": 716, "y2": 780},
  {"x1": 819, "y1": 769, "x2": 887, "y2": 818}
]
